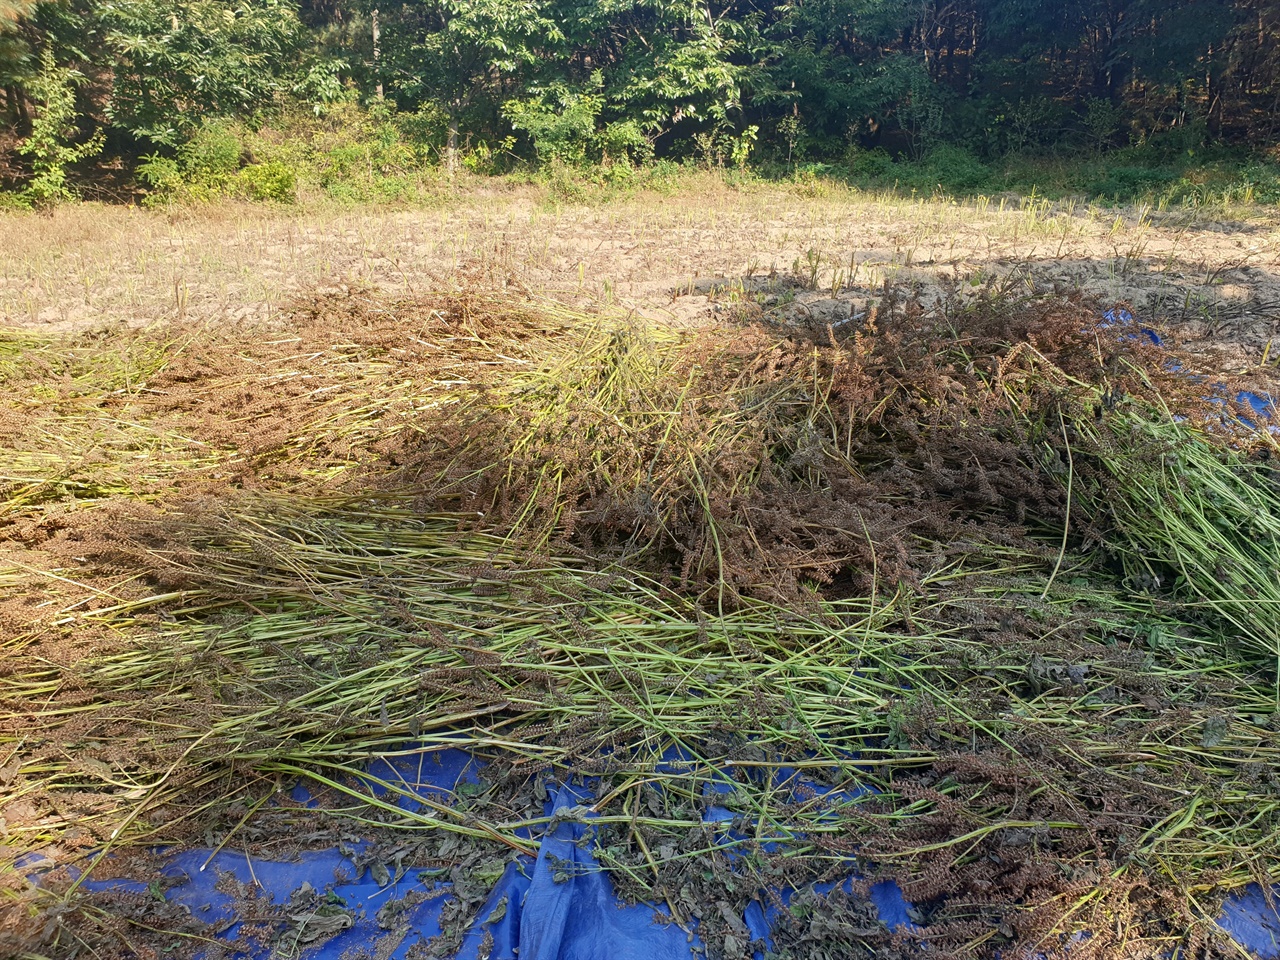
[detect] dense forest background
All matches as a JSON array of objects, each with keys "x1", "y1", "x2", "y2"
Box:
[{"x1": 1, "y1": 0, "x2": 1278, "y2": 205}]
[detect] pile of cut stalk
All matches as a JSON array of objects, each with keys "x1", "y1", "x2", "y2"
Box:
[{"x1": 2, "y1": 285, "x2": 1279, "y2": 959}]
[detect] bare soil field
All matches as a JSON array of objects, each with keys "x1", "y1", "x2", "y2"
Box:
[{"x1": 3, "y1": 177, "x2": 1278, "y2": 363}]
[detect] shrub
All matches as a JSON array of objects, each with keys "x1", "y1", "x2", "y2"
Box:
[
  {"x1": 692, "y1": 123, "x2": 757, "y2": 170},
  {"x1": 505, "y1": 85, "x2": 605, "y2": 166},
  {"x1": 17, "y1": 51, "x2": 105, "y2": 207},
  {"x1": 1086, "y1": 165, "x2": 1176, "y2": 201},
  {"x1": 920, "y1": 145, "x2": 990, "y2": 193},
  {"x1": 253, "y1": 101, "x2": 433, "y2": 200},
  {"x1": 1240, "y1": 162, "x2": 1280, "y2": 204},
  {"x1": 844, "y1": 146, "x2": 895, "y2": 182},
  {"x1": 136, "y1": 153, "x2": 184, "y2": 198},
  {"x1": 138, "y1": 118, "x2": 300, "y2": 204},
  {"x1": 179, "y1": 121, "x2": 242, "y2": 183},
  {"x1": 982, "y1": 96, "x2": 1069, "y2": 156},
  {"x1": 599, "y1": 119, "x2": 655, "y2": 166},
  {"x1": 136, "y1": 119, "x2": 244, "y2": 203},
  {"x1": 504, "y1": 79, "x2": 656, "y2": 168},
  {"x1": 789, "y1": 164, "x2": 832, "y2": 198},
  {"x1": 235, "y1": 160, "x2": 296, "y2": 202},
  {"x1": 394, "y1": 102, "x2": 450, "y2": 159}
]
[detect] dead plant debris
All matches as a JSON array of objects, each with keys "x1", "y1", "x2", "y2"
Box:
[{"x1": 3, "y1": 282, "x2": 1280, "y2": 959}]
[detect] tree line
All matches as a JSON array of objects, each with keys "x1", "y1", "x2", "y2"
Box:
[{"x1": 2, "y1": 0, "x2": 1278, "y2": 194}]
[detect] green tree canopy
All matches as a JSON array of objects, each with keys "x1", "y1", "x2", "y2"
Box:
[
  {"x1": 3, "y1": 0, "x2": 1280, "y2": 182},
  {"x1": 97, "y1": 0, "x2": 304, "y2": 144}
]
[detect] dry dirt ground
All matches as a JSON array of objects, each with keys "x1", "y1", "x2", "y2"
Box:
[{"x1": 3, "y1": 176, "x2": 1279, "y2": 364}]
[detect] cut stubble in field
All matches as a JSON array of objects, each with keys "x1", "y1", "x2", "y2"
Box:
[{"x1": 2, "y1": 175, "x2": 1279, "y2": 364}]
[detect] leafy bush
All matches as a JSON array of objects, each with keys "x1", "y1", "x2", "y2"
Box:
[
  {"x1": 131, "y1": 101, "x2": 485, "y2": 206},
  {"x1": 235, "y1": 160, "x2": 296, "y2": 202},
  {"x1": 1123, "y1": 120, "x2": 1211, "y2": 164},
  {"x1": 790, "y1": 164, "x2": 834, "y2": 197},
  {"x1": 99, "y1": 0, "x2": 303, "y2": 146},
  {"x1": 980, "y1": 96, "x2": 1070, "y2": 157},
  {"x1": 843, "y1": 146, "x2": 895, "y2": 182},
  {"x1": 1081, "y1": 97, "x2": 1124, "y2": 153},
  {"x1": 838, "y1": 145, "x2": 990, "y2": 195},
  {"x1": 394, "y1": 103, "x2": 450, "y2": 159},
  {"x1": 137, "y1": 119, "x2": 238, "y2": 203},
  {"x1": 544, "y1": 161, "x2": 589, "y2": 203},
  {"x1": 112, "y1": 95, "x2": 1280, "y2": 211},
  {"x1": 598, "y1": 119, "x2": 655, "y2": 166},
  {"x1": 235, "y1": 101, "x2": 447, "y2": 202},
  {"x1": 692, "y1": 123, "x2": 757, "y2": 169},
  {"x1": 455, "y1": 137, "x2": 514, "y2": 176},
  {"x1": 505, "y1": 80, "x2": 656, "y2": 168},
  {"x1": 1086, "y1": 165, "x2": 1176, "y2": 200},
  {"x1": 1239, "y1": 162, "x2": 1280, "y2": 204},
  {"x1": 919, "y1": 145, "x2": 991, "y2": 192},
  {"x1": 17, "y1": 51, "x2": 104, "y2": 207},
  {"x1": 135, "y1": 153, "x2": 184, "y2": 197},
  {"x1": 138, "y1": 119, "x2": 297, "y2": 204},
  {"x1": 505, "y1": 85, "x2": 605, "y2": 166},
  {"x1": 179, "y1": 121, "x2": 242, "y2": 183}
]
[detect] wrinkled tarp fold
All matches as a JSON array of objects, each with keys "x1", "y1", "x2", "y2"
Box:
[{"x1": 69, "y1": 745, "x2": 1280, "y2": 960}]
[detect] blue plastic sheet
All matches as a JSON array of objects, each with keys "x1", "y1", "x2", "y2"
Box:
[
  {"x1": 1219, "y1": 885, "x2": 1280, "y2": 959},
  {"x1": 64, "y1": 743, "x2": 1276, "y2": 959},
  {"x1": 64, "y1": 745, "x2": 922, "y2": 960},
  {"x1": 1102, "y1": 306, "x2": 1277, "y2": 425}
]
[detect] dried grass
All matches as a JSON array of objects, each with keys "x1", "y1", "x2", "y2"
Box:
[{"x1": 3, "y1": 284, "x2": 1280, "y2": 959}]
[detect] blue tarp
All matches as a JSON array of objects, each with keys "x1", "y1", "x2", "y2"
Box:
[
  {"x1": 66, "y1": 745, "x2": 918, "y2": 960},
  {"x1": 65, "y1": 744, "x2": 1278, "y2": 959},
  {"x1": 1102, "y1": 307, "x2": 1277, "y2": 424}
]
